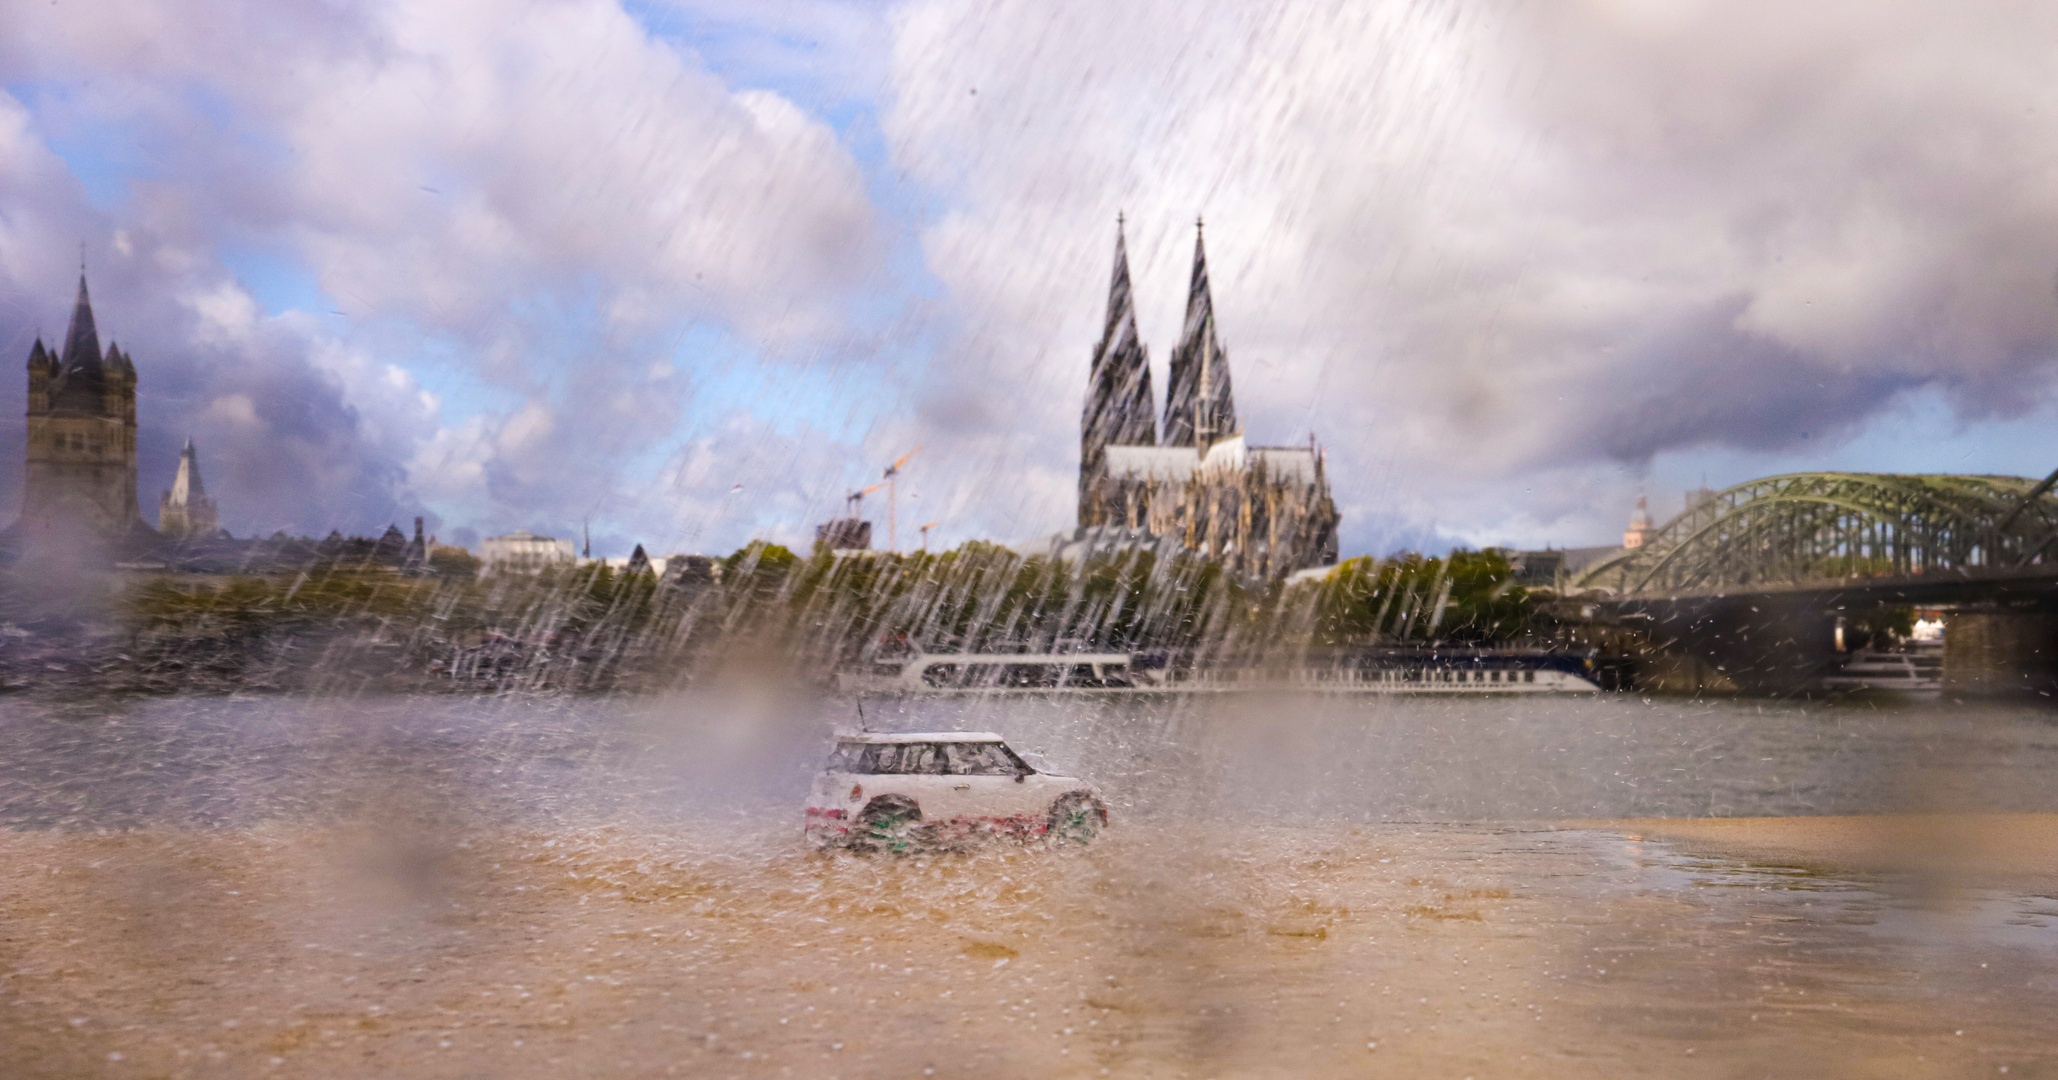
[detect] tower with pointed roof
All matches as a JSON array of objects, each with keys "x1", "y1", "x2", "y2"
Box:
[
  {"x1": 158, "y1": 439, "x2": 220, "y2": 540},
  {"x1": 1074, "y1": 220, "x2": 1339, "y2": 576},
  {"x1": 1623, "y1": 496, "x2": 1656, "y2": 549},
  {"x1": 1162, "y1": 219, "x2": 1238, "y2": 450},
  {"x1": 1079, "y1": 215, "x2": 1159, "y2": 526},
  {"x1": 15, "y1": 272, "x2": 146, "y2": 542}
]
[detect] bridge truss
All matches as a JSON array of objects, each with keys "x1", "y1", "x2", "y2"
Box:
[{"x1": 1575, "y1": 472, "x2": 2058, "y2": 596}]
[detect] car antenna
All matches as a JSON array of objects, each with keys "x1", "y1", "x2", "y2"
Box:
[{"x1": 855, "y1": 700, "x2": 871, "y2": 733}]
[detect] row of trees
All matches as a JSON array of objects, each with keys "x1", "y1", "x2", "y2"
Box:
[{"x1": 112, "y1": 542, "x2": 1539, "y2": 693}]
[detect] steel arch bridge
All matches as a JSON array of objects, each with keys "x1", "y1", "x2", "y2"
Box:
[{"x1": 1574, "y1": 472, "x2": 2058, "y2": 597}]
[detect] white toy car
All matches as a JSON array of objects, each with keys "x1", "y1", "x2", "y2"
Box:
[{"x1": 803, "y1": 732, "x2": 1107, "y2": 850}]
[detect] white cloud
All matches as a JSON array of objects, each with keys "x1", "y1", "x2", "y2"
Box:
[
  {"x1": 11, "y1": 0, "x2": 2058, "y2": 556},
  {"x1": 186, "y1": 281, "x2": 261, "y2": 342},
  {"x1": 883, "y1": 0, "x2": 2058, "y2": 550},
  {"x1": 200, "y1": 393, "x2": 260, "y2": 428},
  {"x1": 270, "y1": 0, "x2": 882, "y2": 344},
  {"x1": 0, "y1": 0, "x2": 889, "y2": 548}
]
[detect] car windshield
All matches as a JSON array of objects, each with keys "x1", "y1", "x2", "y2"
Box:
[{"x1": 826, "y1": 740, "x2": 1025, "y2": 776}]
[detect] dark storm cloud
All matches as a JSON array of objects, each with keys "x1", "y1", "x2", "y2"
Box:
[{"x1": 1582, "y1": 299, "x2": 1921, "y2": 465}]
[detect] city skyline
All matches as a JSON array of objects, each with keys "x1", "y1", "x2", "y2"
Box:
[{"x1": 4, "y1": 1, "x2": 2058, "y2": 559}]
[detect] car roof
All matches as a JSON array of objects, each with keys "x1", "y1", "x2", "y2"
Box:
[
  {"x1": 907, "y1": 653, "x2": 1129, "y2": 664},
  {"x1": 835, "y1": 731, "x2": 1006, "y2": 744}
]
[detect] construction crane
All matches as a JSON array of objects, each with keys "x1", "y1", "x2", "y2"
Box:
[
  {"x1": 881, "y1": 445, "x2": 922, "y2": 552},
  {"x1": 918, "y1": 521, "x2": 940, "y2": 552},
  {"x1": 846, "y1": 482, "x2": 885, "y2": 517}
]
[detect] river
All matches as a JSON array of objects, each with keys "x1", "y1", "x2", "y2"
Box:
[{"x1": 2, "y1": 689, "x2": 2055, "y2": 1077}]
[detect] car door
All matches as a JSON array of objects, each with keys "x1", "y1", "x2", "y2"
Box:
[
  {"x1": 868, "y1": 742, "x2": 947, "y2": 820},
  {"x1": 852, "y1": 742, "x2": 941, "y2": 821},
  {"x1": 916, "y1": 742, "x2": 994, "y2": 823},
  {"x1": 946, "y1": 736, "x2": 1045, "y2": 822}
]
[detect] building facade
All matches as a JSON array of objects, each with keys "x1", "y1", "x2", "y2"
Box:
[
  {"x1": 1078, "y1": 222, "x2": 1339, "y2": 578},
  {"x1": 815, "y1": 517, "x2": 873, "y2": 552},
  {"x1": 480, "y1": 530, "x2": 577, "y2": 572},
  {"x1": 19, "y1": 274, "x2": 146, "y2": 541}
]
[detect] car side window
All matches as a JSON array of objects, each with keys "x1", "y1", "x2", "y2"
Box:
[
  {"x1": 835, "y1": 741, "x2": 1031, "y2": 775},
  {"x1": 944, "y1": 742, "x2": 1017, "y2": 775},
  {"x1": 854, "y1": 743, "x2": 949, "y2": 774}
]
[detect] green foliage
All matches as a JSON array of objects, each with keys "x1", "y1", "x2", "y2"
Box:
[
  {"x1": 1307, "y1": 548, "x2": 1533, "y2": 645},
  {"x1": 112, "y1": 538, "x2": 1546, "y2": 692},
  {"x1": 723, "y1": 542, "x2": 800, "y2": 603},
  {"x1": 428, "y1": 544, "x2": 481, "y2": 578},
  {"x1": 126, "y1": 568, "x2": 438, "y2": 637}
]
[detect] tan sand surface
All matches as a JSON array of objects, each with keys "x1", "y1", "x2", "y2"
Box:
[
  {"x1": 1590, "y1": 814, "x2": 2058, "y2": 893},
  {"x1": 2, "y1": 821, "x2": 2053, "y2": 1079}
]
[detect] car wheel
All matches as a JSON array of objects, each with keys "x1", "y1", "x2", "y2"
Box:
[
  {"x1": 1047, "y1": 793, "x2": 1104, "y2": 846},
  {"x1": 855, "y1": 795, "x2": 923, "y2": 853}
]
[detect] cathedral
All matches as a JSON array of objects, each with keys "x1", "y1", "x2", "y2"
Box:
[{"x1": 1077, "y1": 220, "x2": 1340, "y2": 578}]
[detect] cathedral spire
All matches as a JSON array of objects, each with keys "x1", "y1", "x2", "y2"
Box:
[
  {"x1": 1097, "y1": 215, "x2": 1143, "y2": 381},
  {"x1": 1164, "y1": 221, "x2": 1237, "y2": 448},
  {"x1": 169, "y1": 438, "x2": 207, "y2": 503},
  {"x1": 59, "y1": 272, "x2": 102, "y2": 373},
  {"x1": 158, "y1": 437, "x2": 220, "y2": 540},
  {"x1": 1080, "y1": 215, "x2": 1158, "y2": 524}
]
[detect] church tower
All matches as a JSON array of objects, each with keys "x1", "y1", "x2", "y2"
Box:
[
  {"x1": 1162, "y1": 221, "x2": 1238, "y2": 449},
  {"x1": 18, "y1": 272, "x2": 145, "y2": 540},
  {"x1": 1070, "y1": 219, "x2": 1339, "y2": 576},
  {"x1": 158, "y1": 439, "x2": 219, "y2": 540},
  {"x1": 1079, "y1": 215, "x2": 1158, "y2": 526}
]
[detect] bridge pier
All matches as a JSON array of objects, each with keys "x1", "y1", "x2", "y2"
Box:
[
  {"x1": 1618, "y1": 594, "x2": 1842, "y2": 695},
  {"x1": 1942, "y1": 612, "x2": 2058, "y2": 697}
]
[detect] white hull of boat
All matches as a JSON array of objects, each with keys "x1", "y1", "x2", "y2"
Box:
[
  {"x1": 1188, "y1": 669, "x2": 1600, "y2": 694},
  {"x1": 838, "y1": 656, "x2": 1601, "y2": 696},
  {"x1": 1809, "y1": 648, "x2": 1942, "y2": 694}
]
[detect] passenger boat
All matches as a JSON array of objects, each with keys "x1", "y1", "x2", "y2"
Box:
[
  {"x1": 1192, "y1": 651, "x2": 1601, "y2": 694},
  {"x1": 836, "y1": 648, "x2": 1601, "y2": 695},
  {"x1": 836, "y1": 652, "x2": 1144, "y2": 694},
  {"x1": 1808, "y1": 646, "x2": 1943, "y2": 694}
]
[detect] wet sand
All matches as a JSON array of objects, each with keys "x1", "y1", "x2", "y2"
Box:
[
  {"x1": 1594, "y1": 814, "x2": 2058, "y2": 894},
  {"x1": 4, "y1": 820, "x2": 2054, "y2": 1079}
]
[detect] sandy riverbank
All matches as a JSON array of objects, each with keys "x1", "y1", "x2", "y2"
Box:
[
  {"x1": 2, "y1": 820, "x2": 2053, "y2": 1080},
  {"x1": 1589, "y1": 813, "x2": 2058, "y2": 894}
]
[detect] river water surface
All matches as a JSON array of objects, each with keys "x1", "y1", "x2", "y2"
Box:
[{"x1": 2, "y1": 689, "x2": 2055, "y2": 1078}]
